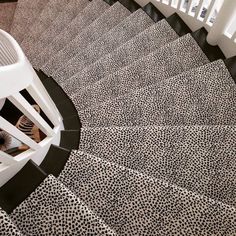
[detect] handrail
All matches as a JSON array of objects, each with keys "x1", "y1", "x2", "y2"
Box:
[{"x1": 135, "y1": 0, "x2": 236, "y2": 57}]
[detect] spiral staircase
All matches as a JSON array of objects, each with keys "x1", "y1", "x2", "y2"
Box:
[{"x1": 0, "y1": 0, "x2": 236, "y2": 235}]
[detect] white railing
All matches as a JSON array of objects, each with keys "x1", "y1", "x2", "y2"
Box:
[
  {"x1": 0, "y1": 29, "x2": 64, "y2": 187},
  {"x1": 135, "y1": 0, "x2": 236, "y2": 58}
]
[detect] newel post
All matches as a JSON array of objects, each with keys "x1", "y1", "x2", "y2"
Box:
[{"x1": 207, "y1": 0, "x2": 236, "y2": 45}]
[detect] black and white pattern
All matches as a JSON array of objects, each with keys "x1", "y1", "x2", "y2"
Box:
[
  {"x1": 10, "y1": 175, "x2": 116, "y2": 236},
  {"x1": 26, "y1": 0, "x2": 90, "y2": 62},
  {"x1": 60, "y1": 19, "x2": 179, "y2": 96},
  {"x1": 0, "y1": 208, "x2": 23, "y2": 236},
  {"x1": 80, "y1": 125, "x2": 236, "y2": 206},
  {"x1": 69, "y1": 33, "x2": 209, "y2": 110},
  {"x1": 32, "y1": 0, "x2": 111, "y2": 69},
  {"x1": 79, "y1": 60, "x2": 236, "y2": 127},
  {"x1": 41, "y1": 2, "x2": 131, "y2": 75},
  {"x1": 10, "y1": 0, "x2": 49, "y2": 42},
  {"x1": 53, "y1": 9, "x2": 154, "y2": 83},
  {"x1": 20, "y1": 0, "x2": 71, "y2": 55},
  {"x1": 58, "y1": 151, "x2": 236, "y2": 235}
]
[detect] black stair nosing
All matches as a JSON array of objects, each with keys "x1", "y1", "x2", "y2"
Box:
[
  {"x1": 35, "y1": 69, "x2": 51, "y2": 83},
  {"x1": 224, "y1": 56, "x2": 236, "y2": 83},
  {"x1": 0, "y1": 0, "x2": 17, "y2": 3},
  {"x1": 36, "y1": 69, "x2": 81, "y2": 127},
  {"x1": 0, "y1": 160, "x2": 47, "y2": 214},
  {"x1": 191, "y1": 27, "x2": 225, "y2": 62},
  {"x1": 60, "y1": 130, "x2": 81, "y2": 150},
  {"x1": 40, "y1": 145, "x2": 71, "y2": 177},
  {"x1": 63, "y1": 115, "x2": 82, "y2": 130},
  {"x1": 103, "y1": 0, "x2": 118, "y2": 6},
  {"x1": 166, "y1": 12, "x2": 192, "y2": 36},
  {"x1": 118, "y1": 0, "x2": 140, "y2": 13},
  {"x1": 142, "y1": 2, "x2": 165, "y2": 23}
]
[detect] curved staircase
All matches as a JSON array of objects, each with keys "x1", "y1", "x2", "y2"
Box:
[{"x1": 0, "y1": 0, "x2": 236, "y2": 235}]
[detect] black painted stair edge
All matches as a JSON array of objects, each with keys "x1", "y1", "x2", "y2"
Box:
[
  {"x1": 36, "y1": 69, "x2": 82, "y2": 131},
  {"x1": 166, "y1": 12, "x2": 192, "y2": 36},
  {"x1": 40, "y1": 145, "x2": 71, "y2": 177},
  {"x1": 0, "y1": 161, "x2": 47, "y2": 214},
  {"x1": 191, "y1": 27, "x2": 225, "y2": 61},
  {"x1": 103, "y1": 0, "x2": 118, "y2": 6},
  {"x1": 224, "y1": 56, "x2": 236, "y2": 83},
  {"x1": 142, "y1": 2, "x2": 165, "y2": 23},
  {"x1": 118, "y1": 0, "x2": 140, "y2": 12},
  {"x1": 0, "y1": 0, "x2": 17, "y2": 3},
  {"x1": 60, "y1": 130, "x2": 80, "y2": 150}
]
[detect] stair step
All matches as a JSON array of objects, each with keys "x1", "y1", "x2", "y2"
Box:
[
  {"x1": 166, "y1": 12, "x2": 191, "y2": 36},
  {"x1": 41, "y1": 2, "x2": 132, "y2": 75},
  {"x1": 80, "y1": 125, "x2": 236, "y2": 206},
  {"x1": 224, "y1": 55, "x2": 236, "y2": 82},
  {"x1": 191, "y1": 27, "x2": 225, "y2": 61},
  {"x1": 26, "y1": 0, "x2": 90, "y2": 62},
  {"x1": 0, "y1": 208, "x2": 23, "y2": 235},
  {"x1": 118, "y1": 0, "x2": 140, "y2": 13},
  {"x1": 79, "y1": 60, "x2": 236, "y2": 127},
  {"x1": 58, "y1": 150, "x2": 236, "y2": 235},
  {"x1": 63, "y1": 115, "x2": 82, "y2": 130},
  {"x1": 60, "y1": 130, "x2": 80, "y2": 150},
  {"x1": 20, "y1": 0, "x2": 71, "y2": 55},
  {"x1": 0, "y1": 1, "x2": 17, "y2": 32},
  {"x1": 143, "y1": 2, "x2": 164, "y2": 23},
  {"x1": 10, "y1": 175, "x2": 116, "y2": 235},
  {"x1": 33, "y1": 0, "x2": 111, "y2": 69},
  {"x1": 52, "y1": 8, "x2": 155, "y2": 84},
  {"x1": 70, "y1": 33, "x2": 209, "y2": 111},
  {"x1": 0, "y1": 161, "x2": 47, "y2": 214},
  {"x1": 10, "y1": 0, "x2": 50, "y2": 42},
  {"x1": 40, "y1": 145, "x2": 70, "y2": 177},
  {"x1": 61, "y1": 17, "x2": 179, "y2": 96}
]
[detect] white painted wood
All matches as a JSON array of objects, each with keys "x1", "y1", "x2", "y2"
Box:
[
  {"x1": 0, "y1": 117, "x2": 40, "y2": 150},
  {"x1": 194, "y1": 0, "x2": 204, "y2": 18},
  {"x1": 203, "y1": 0, "x2": 217, "y2": 23},
  {"x1": 186, "y1": 0, "x2": 194, "y2": 13},
  {"x1": 8, "y1": 92, "x2": 55, "y2": 137},
  {"x1": 207, "y1": 0, "x2": 236, "y2": 45},
  {"x1": 0, "y1": 151, "x2": 16, "y2": 165},
  {"x1": 232, "y1": 30, "x2": 236, "y2": 42}
]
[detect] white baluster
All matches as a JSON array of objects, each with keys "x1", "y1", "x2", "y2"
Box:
[
  {"x1": 0, "y1": 116, "x2": 40, "y2": 150},
  {"x1": 177, "y1": 0, "x2": 184, "y2": 10},
  {"x1": 203, "y1": 0, "x2": 217, "y2": 23},
  {"x1": 8, "y1": 92, "x2": 55, "y2": 137},
  {"x1": 207, "y1": 0, "x2": 236, "y2": 45},
  {"x1": 186, "y1": 0, "x2": 194, "y2": 14},
  {"x1": 194, "y1": 0, "x2": 204, "y2": 18}
]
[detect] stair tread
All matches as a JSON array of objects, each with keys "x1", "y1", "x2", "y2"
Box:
[
  {"x1": 70, "y1": 33, "x2": 209, "y2": 111},
  {"x1": 0, "y1": 161, "x2": 47, "y2": 214},
  {"x1": 32, "y1": 0, "x2": 111, "y2": 69},
  {"x1": 0, "y1": 208, "x2": 23, "y2": 236},
  {"x1": 52, "y1": 8, "x2": 154, "y2": 83},
  {"x1": 42, "y1": 2, "x2": 131, "y2": 76},
  {"x1": 0, "y1": 1, "x2": 17, "y2": 32},
  {"x1": 79, "y1": 59, "x2": 236, "y2": 127},
  {"x1": 60, "y1": 130, "x2": 80, "y2": 150},
  {"x1": 10, "y1": 0, "x2": 50, "y2": 42},
  {"x1": 57, "y1": 150, "x2": 236, "y2": 235},
  {"x1": 80, "y1": 125, "x2": 236, "y2": 207},
  {"x1": 26, "y1": 0, "x2": 90, "y2": 62},
  {"x1": 10, "y1": 175, "x2": 116, "y2": 235},
  {"x1": 61, "y1": 18, "x2": 179, "y2": 97},
  {"x1": 20, "y1": 0, "x2": 71, "y2": 55}
]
